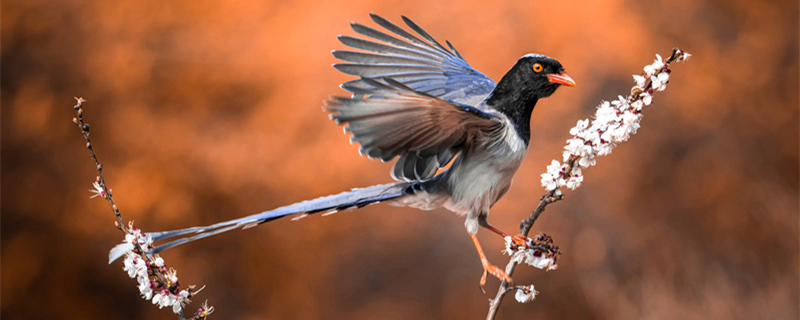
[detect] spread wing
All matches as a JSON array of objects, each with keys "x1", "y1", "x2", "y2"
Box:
[
  {"x1": 324, "y1": 78, "x2": 503, "y2": 181},
  {"x1": 333, "y1": 14, "x2": 497, "y2": 107}
]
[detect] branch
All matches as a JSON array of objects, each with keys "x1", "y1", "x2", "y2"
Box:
[
  {"x1": 72, "y1": 98, "x2": 214, "y2": 320},
  {"x1": 484, "y1": 182, "x2": 567, "y2": 319},
  {"x1": 486, "y1": 48, "x2": 691, "y2": 320}
]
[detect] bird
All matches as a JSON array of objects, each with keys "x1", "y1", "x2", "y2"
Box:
[{"x1": 111, "y1": 13, "x2": 575, "y2": 287}]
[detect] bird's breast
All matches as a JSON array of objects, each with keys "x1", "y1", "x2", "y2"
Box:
[{"x1": 442, "y1": 125, "x2": 528, "y2": 215}]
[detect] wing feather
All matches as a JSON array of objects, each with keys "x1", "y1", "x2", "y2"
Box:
[
  {"x1": 336, "y1": 35, "x2": 439, "y2": 60},
  {"x1": 332, "y1": 50, "x2": 439, "y2": 66},
  {"x1": 400, "y1": 16, "x2": 452, "y2": 53},
  {"x1": 334, "y1": 14, "x2": 497, "y2": 105},
  {"x1": 324, "y1": 78, "x2": 503, "y2": 181}
]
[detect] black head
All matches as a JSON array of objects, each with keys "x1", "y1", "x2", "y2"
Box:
[
  {"x1": 517, "y1": 54, "x2": 575, "y2": 97},
  {"x1": 487, "y1": 54, "x2": 575, "y2": 105},
  {"x1": 486, "y1": 54, "x2": 576, "y2": 144}
]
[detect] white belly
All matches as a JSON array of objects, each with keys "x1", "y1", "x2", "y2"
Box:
[
  {"x1": 443, "y1": 146, "x2": 526, "y2": 214},
  {"x1": 388, "y1": 117, "x2": 529, "y2": 234}
]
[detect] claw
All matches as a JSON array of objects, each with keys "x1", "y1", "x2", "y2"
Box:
[
  {"x1": 480, "y1": 270, "x2": 488, "y2": 294},
  {"x1": 479, "y1": 264, "x2": 513, "y2": 293}
]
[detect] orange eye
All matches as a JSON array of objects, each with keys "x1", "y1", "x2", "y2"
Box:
[{"x1": 532, "y1": 63, "x2": 543, "y2": 73}]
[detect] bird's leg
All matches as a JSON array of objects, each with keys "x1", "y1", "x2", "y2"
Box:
[
  {"x1": 477, "y1": 214, "x2": 509, "y2": 237},
  {"x1": 470, "y1": 233, "x2": 513, "y2": 292},
  {"x1": 483, "y1": 223, "x2": 508, "y2": 237},
  {"x1": 478, "y1": 215, "x2": 528, "y2": 246}
]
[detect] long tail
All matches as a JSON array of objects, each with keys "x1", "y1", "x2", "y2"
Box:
[{"x1": 110, "y1": 181, "x2": 423, "y2": 262}]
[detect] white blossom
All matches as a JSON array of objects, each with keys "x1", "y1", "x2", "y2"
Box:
[
  {"x1": 650, "y1": 71, "x2": 670, "y2": 92},
  {"x1": 90, "y1": 182, "x2": 106, "y2": 199},
  {"x1": 156, "y1": 290, "x2": 176, "y2": 309},
  {"x1": 166, "y1": 268, "x2": 179, "y2": 287},
  {"x1": 643, "y1": 54, "x2": 665, "y2": 76},
  {"x1": 125, "y1": 230, "x2": 141, "y2": 246},
  {"x1": 565, "y1": 174, "x2": 583, "y2": 190},
  {"x1": 611, "y1": 95, "x2": 627, "y2": 108},
  {"x1": 569, "y1": 119, "x2": 590, "y2": 136},
  {"x1": 621, "y1": 111, "x2": 641, "y2": 125},
  {"x1": 633, "y1": 75, "x2": 646, "y2": 88},
  {"x1": 152, "y1": 292, "x2": 163, "y2": 306},
  {"x1": 526, "y1": 252, "x2": 554, "y2": 269},
  {"x1": 610, "y1": 123, "x2": 633, "y2": 142},
  {"x1": 123, "y1": 228, "x2": 153, "y2": 253},
  {"x1": 655, "y1": 72, "x2": 670, "y2": 91},
  {"x1": 152, "y1": 255, "x2": 165, "y2": 267},
  {"x1": 631, "y1": 100, "x2": 644, "y2": 111},
  {"x1": 173, "y1": 290, "x2": 191, "y2": 314},
  {"x1": 595, "y1": 143, "x2": 613, "y2": 156},
  {"x1": 581, "y1": 129, "x2": 601, "y2": 148},
  {"x1": 546, "y1": 160, "x2": 561, "y2": 176},
  {"x1": 650, "y1": 75, "x2": 663, "y2": 91},
  {"x1": 515, "y1": 285, "x2": 538, "y2": 303},
  {"x1": 123, "y1": 252, "x2": 146, "y2": 279},
  {"x1": 112, "y1": 226, "x2": 205, "y2": 315},
  {"x1": 540, "y1": 173, "x2": 558, "y2": 191},
  {"x1": 563, "y1": 137, "x2": 586, "y2": 161},
  {"x1": 198, "y1": 300, "x2": 215, "y2": 317},
  {"x1": 140, "y1": 234, "x2": 153, "y2": 252},
  {"x1": 564, "y1": 137, "x2": 592, "y2": 158},
  {"x1": 139, "y1": 280, "x2": 154, "y2": 300},
  {"x1": 594, "y1": 102, "x2": 618, "y2": 127},
  {"x1": 641, "y1": 92, "x2": 653, "y2": 106},
  {"x1": 672, "y1": 50, "x2": 692, "y2": 62},
  {"x1": 540, "y1": 160, "x2": 566, "y2": 190},
  {"x1": 577, "y1": 155, "x2": 596, "y2": 168}
]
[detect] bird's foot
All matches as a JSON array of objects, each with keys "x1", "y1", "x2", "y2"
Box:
[
  {"x1": 510, "y1": 234, "x2": 529, "y2": 247},
  {"x1": 469, "y1": 233, "x2": 513, "y2": 293},
  {"x1": 479, "y1": 262, "x2": 513, "y2": 293}
]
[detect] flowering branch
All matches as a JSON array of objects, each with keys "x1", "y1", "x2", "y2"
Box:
[
  {"x1": 72, "y1": 98, "x2": 214, "y2": 319},
  {"x1": 485, "y1": 48, "x2": 691, "y2": 320}
]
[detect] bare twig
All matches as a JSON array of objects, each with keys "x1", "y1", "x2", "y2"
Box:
[{"x1": 72, "y1": 97, "x2": 127, "y2": 232}]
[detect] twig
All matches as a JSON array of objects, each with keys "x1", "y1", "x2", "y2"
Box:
[
  {"x1": 73, "y1": 98, "x2": 214, "y2": 320},
  {"x1": 485, "y1": 158, "x2": 571, "y2": 320},
  {"x1": 72, "y1": 97, "x2": 127, "y2": 232}
]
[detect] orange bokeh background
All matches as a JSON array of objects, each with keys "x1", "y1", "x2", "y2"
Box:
[{"x1": 2, "y1": 0, "x2": 798, "y2": 319}]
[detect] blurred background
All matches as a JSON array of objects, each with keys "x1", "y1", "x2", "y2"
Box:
[{"x1": 2, "y1": 0, "x2": 798, "y2": 319}]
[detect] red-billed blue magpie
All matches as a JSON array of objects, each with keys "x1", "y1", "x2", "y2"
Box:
[{"x1": 111, "y1": 14, "x2": 575, "y2": 286}]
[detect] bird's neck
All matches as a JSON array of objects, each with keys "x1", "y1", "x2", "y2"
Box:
[{"x1": 486, "y1": 86, "x2": 539, "y2": 145}]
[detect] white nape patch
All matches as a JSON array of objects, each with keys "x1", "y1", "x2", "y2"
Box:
[{"x1": 521, "y1": 53, "x2": 546, "y2": 59}]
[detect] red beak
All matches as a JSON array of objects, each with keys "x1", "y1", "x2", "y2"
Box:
[{"x1": 547, "y1": 73, "x2": 576, "y2": 87}]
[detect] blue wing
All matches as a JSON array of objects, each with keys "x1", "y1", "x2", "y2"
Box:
[{"x1": 333, "y1": 14, "x2": 497, "y2": 107}]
